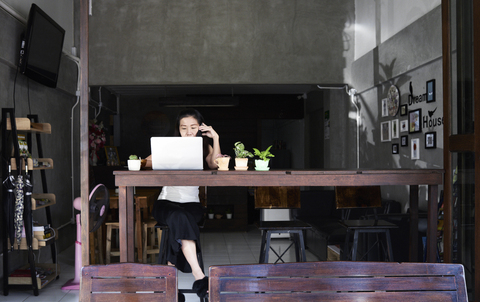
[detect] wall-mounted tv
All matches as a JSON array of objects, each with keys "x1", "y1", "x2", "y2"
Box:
[{"x1": 19, "y1": 4, "x2": 65, "y2": 88}]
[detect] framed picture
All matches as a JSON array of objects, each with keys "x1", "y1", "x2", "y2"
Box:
[
  {"x1": 391, "y1": 119, "x2": 399, "y2": 139},
  {"x1": 408, "y1": 108, "x2": 422, "y2": 133},
  {"x1": 400, "y1": 120, "x2": 408, "y2": 132},
  {"x1": 401, "y1": 135, "x2": 408, "y2": 147},
  {"x1": 425, "y1": 132, "x2": 436, "y2": 149},
  {"x1": 381, "y1": 121, "x2": 391, "y2": 142},
  {"x1": 400, "y1": 104, "x2": 408, "y2": 116},
  {"x1": 411, "y1": 138, "x2": 420, "y2": 160},
  {"x1": 381, "y1": 98, "x2": 388, "y2": 117},
  {"x1": 392, "y1": 143, "x2": 399, "y2": 154},
  {"x1": 105, "y1": 146, "x2": 120, "y2": 166},
  {"x1": 426, "y1": 79, "x2": 435, "y2": 103}
]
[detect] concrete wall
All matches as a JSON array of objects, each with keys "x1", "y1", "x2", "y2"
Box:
[
  {"x1": 355, "y1": 0, "x2": 441, "y2": 59},
  {"x1": 326, "y1": 5, "x2": 443, "y2": 211},
  {"x1": 0, "y1": 6, "x2": 79, "y2": 283},
  {"x1": 89, "y1": 0, "x2": 355, "y2": 86}
]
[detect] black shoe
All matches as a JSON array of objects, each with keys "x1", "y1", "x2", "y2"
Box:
[
  {"x1": 192, "y1": 276, "x2": 208, "y2": 298},
  {"x1": 178, "y1": 291, "x2": 185, "y2": 302}
]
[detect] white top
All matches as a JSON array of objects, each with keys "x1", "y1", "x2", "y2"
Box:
[{"x1": 158, "y1": 186, "x2": 199, "y2": 203}]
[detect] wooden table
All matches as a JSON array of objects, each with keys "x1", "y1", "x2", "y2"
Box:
[
  {"x1": 108, "y1": 188, "x2": 159, "y2": 262},
  {"x1": 114, "y1": 169, "x2": 444, "y2": 263}
]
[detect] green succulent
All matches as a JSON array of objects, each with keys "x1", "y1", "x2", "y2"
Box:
[
  {"x1": 233, "y1": 141, "x2": 253, "y2": 158},
  {"x1": 252, "y1": 145, "x2": 275, "y2": 161}
]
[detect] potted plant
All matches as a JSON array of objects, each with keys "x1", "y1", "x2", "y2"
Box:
[
  {"x1": 127, "y1": 155, "x2": 141, "y2": 171},
  {"x1": 214, "y1": 154, "x2": 231, "y2": 171},
  {"x1": 208, "y1": 208, "x2": 214, "y2": 219},
  {"x1": 225, "y1": 208, "x2": 233, "y2": 219},
  {"x1": 233, "y1": 141, "x2": 253, "y2": 170},
  {"x1": 253, "y1": 145, "x2": 274, "y2": 171}
]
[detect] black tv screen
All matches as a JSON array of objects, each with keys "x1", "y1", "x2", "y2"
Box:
[{"x1": 19, "y1": 4, "x2": 65, "y2": 88}]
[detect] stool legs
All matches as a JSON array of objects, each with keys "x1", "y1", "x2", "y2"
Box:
[
  {"x1": 345, "y1": 229, "x2": 394, "y2": 261},
  {"x1": 143, "y1": 221, "x2": 162, "y2": 263},
  {"x1": 106, "y1": 223, "x2": 120, "y2": 264},
  {"x1": 259, "y1": 230, "x2": 307, "y2": 264}
]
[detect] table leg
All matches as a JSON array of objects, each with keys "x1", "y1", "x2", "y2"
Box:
[
  {"x1": 409, "y1": 185, "x2": 419, "y2": 262},
  {"x1": 119, "y1": 186, "x2": 135, "y2": 262},
  {"x1": 136, "y1": 199, "x2": 142, "y2": 262},
  {"x1": 426, "y1": 185, "x2": 438, "y2": 263}
]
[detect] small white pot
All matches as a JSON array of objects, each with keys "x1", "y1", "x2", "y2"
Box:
[
  {"x1": 235, "y1": 158, "x2": 248, "y2": 167},
  {"x1": 226, "y1": 213, "x2": 232, "y2": 219},
  {"x1": 127, "y1": 159, "x2": 141, "y2": 171},
  {"x1": 208, "y1": 213, "x2": 214, "y2": 219},
  {"x1": 255, "y1": 159, "x2": 270, "y2": 170}
]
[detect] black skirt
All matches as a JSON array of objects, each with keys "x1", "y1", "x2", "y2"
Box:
[{"x1": 152, "y1": 199, "x2": 204, "y2": 273}]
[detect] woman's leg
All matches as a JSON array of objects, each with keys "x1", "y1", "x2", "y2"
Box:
[{"x1": 181, "y1": 239, "x2": 205, "y2": 280}]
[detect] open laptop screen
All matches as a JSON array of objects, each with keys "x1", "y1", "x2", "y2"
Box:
[{"x1": 150, "y1": 137, "x2": 203, "y2": 170}]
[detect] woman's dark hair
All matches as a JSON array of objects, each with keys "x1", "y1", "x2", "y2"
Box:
[
  {"x1": 174, "y1": 109, "x2": 211, "y2": 169},
  {"x1": 173, "y1": 109, "x2": 205, "y2": 137}
]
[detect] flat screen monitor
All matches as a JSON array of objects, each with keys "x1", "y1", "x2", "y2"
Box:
[{"x1": 19, "y1": 4, "x2": 65, "y2": 88}]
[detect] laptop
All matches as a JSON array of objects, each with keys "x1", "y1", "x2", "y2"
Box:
[{"x1": 150, "y1": 137, "x2": 203, "y2": 170}]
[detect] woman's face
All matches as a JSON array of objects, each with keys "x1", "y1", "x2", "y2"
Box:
[{"x1": 179, "y1": 116, "x2": 200, "y2": 137}]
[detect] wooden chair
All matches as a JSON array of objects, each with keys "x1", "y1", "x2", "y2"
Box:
[
  {"x1": 143, "y1": 219, "x2": 162, "y2": 263},
  {"x1": 80, "y1": 262, "x2": 177, "y2": 302},
  {"x1": 336, "y1": 186, "x2": 398, "y2": 261},
  {"x1": 255, "y1": 186, "x2": 312, "y2": 263},
  {"x1": 209, "y1": 261, "x2": 468, "y2": 301}
]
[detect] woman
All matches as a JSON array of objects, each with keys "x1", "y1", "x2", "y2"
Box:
[{"x1": 146, "y1": 109, "x2": 220, "y2": 299}]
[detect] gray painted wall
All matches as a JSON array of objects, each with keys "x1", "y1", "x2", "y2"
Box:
[
  {"x1": 0, "y1": 7, "x2": 79, "y2": 283},
  {"x1": 325, "y1": 5, "x2": 443, "y2": 211},
  {"x1": 88, "y1": 0, "x2": 355, "y2": 86}
]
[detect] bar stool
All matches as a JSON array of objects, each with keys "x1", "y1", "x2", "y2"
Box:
[
  {"x1": 335, "y1": 186, "x2": 398, "y2": 261},
  {"x1": 254, "y1": 186, "x2": 311, "y2": 263},
  {"x1": 256, "y1": 220, "x2": 312, "y2": 263},
  {"x1": 105, "y1": 222, "x2": 120, "y2": 264},
  {"x1": 142, "y1": 219, "x2": 162, "y2": 263}
]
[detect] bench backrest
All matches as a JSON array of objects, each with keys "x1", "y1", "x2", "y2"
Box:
[
  {"x1": 209, "y1": 261, "x2": 467, "y2": 301},
  {"x1": 80, "y1": 263, "x2": 177, "y2": 302}
]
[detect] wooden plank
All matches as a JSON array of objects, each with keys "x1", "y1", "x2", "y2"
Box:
[
  {"x1": 209, "y1": 262, "x2": 467, "y2": 302},
  {"x1": 254, "y1": 186, "x2": 300, "y2": 208},
  {"x1": 80, "y1": 0, "x2": 90, "y2": 268},
  {"x1": 216, "y1": 276, "x2": 457, "y2": 292}
]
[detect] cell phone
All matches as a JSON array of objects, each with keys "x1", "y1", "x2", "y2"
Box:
[{"x1": 196, "y1": 129, "x2": 203, "y2": 137}]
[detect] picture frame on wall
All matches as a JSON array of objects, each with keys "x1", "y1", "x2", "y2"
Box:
[
  {"x1": 426, "y1": 79, "x2": 435, "y2": 103},
  {"x1": 411, "y1": 138, "x2": 420, "y2": 160},
  {"x1": 425, "y1": 132, "x2": 436, "y2": 149},
  {"x1": 400, "y1": 120, "x2": 408, "y2": 132},
  {"x1": 105, "y1": 146, "x2": 120, "y2": 166},
  {"x1": 381, "y1": 121, "x2": 391, "y2": 142},
  {"x1": 392, "y1": 143, "x2": 399, "y2": 154},
  {"x1": 400, "y1": 104, "x2": 408, "y2": 116},
  {"x1": 391, "y1": 119, "x2": 399, "y2": 139},
  {"x1": 401, "y1": 135, "x2": 408, "y2": 147},
  {"x1": 408, "y1": 108, "x2": 422, "y2": 133},
  {"x1": 382, "y1": 98, "x2": 388, "y2": 117}
]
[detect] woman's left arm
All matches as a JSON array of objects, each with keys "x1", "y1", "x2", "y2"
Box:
[{"x1": 199, "y1": 123, "x2": 221, "y2": 169}]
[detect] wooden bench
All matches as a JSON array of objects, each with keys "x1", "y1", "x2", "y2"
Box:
[
  {"x1": 209, "y1": 261, "x2": 468, "y2": 301},
  {"x1": 80, "y1": 263, "x2": 177, "y2": 302}
]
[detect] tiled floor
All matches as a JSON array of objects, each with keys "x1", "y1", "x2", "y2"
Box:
[{"x1": 2, "y1": 226, "x2": 320, "y2": 302}]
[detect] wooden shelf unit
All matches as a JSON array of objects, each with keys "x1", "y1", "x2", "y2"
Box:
[
  {"x1": 8, "y1": 263, "x2": 60, "y2": 289},
  {"x1": 6, "y1": 117, "x2": 51, "y2": 133},
  {"x1": 10, "y1": 158, "x2": 53, "y2": 171},
  {"x1": 1, "y1": 110, "x2": 59, "y2": 297},
  {"x1": 32, "y1": 193, "x2": 56, "y2": 210}
]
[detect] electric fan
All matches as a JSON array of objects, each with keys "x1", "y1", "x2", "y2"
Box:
[{"x1": 62, "y1": 184, "x2": 109, "y2": 290}]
